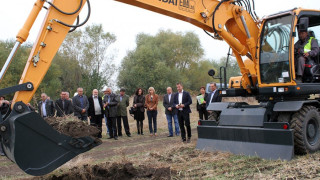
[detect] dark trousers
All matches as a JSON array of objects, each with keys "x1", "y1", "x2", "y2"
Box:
[
  {"x1": 77, "y1": 115, "x2": 88, "y2": 121},
  {"x1": 0, "y1": 142, "x2": 4, "y2": 155},
  {"x1": 177, "y1": 111, "x2": 191, "y2": 140},
  {"x1": 136, "y1": 120, "x2": 143, "y2": 134},
  {"x1": 147, "y1": 110, "x2": 157, "y2": 133},
  {"x1": 198, "y1": 106, "x2": 208, "y2": 120},
  {"x1": 117, "y1": 116, "x2": 131, "y2": 136},
  {"x1": 107, "y1": 116, "x2": 117, "y2": 138},
  {"x1": 89, "y1": 114, "x2": 103, "y2": 138}
]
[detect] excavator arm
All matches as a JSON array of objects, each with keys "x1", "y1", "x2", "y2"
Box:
[
  {"x1": 1, "y1": 0, "x2": 263, "y2": 176},
  {"x1": 11, "y1": 0, "x2": 259, "y2": 105}
]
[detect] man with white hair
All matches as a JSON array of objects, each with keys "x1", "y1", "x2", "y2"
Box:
[
  {"x1": 38, "y1": 93, "x2": 55, "y2": 117},
  {"x1": 88, "y1": 89, "x2": 104, "y2": 138},
  {"x1": 72, "y1": 87, "x2": 89, "y2": 121}
]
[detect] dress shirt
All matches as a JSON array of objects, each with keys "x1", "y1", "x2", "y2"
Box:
[
  {"x1": 178, "y1": 90, "x2": 183, "y2": 110},
  {"x1": 209, "y1": 90, "x2": 217, "y2": 104},
  {"x1": 93, "y1": 96, "x2": 101, "y2": 115},
  {"x1": 42, "y1": 100, "x2": 47, "y2": 117},
  {"x1": 79, "y1": 96, "x2": 84, "y2": 108}
]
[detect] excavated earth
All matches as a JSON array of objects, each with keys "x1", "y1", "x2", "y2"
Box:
[
  {"x1": 44, "y1": 116, "x2": 102, "y2": 143},
  {"x1": 37, "y1": 162, "x2": 172, "y2": 180}
]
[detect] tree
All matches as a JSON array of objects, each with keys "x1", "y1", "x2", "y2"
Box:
[
  {"x1": 0, "y1": 40, "x2": 62, "y2": 100},
  {"x1": 211, "y1": 56, "x2": 241, "y2": 85},
  {"x1": 118, "y1": 30, "x2": 203, "y2": 95},
  {"x1": 59, "y1": 24, "x2": 116, "y2": 94}
]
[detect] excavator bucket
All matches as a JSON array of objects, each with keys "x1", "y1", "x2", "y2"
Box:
[
  {"x1": 196, "y1": 103, "x2": 294, "y2": 160},
  {"x1": 0, "y1": 102, "x2": 101, "y2": 176}
]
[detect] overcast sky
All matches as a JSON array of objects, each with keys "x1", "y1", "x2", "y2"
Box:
[{"x1": 0, "y1": 0, "x2": 319, "y2": 65}]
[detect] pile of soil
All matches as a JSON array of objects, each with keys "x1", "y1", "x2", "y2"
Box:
[
  {"x1": 38, "y1": 162, "x2": 173, "y2": 180},
  {"x1": 45, "y1": 116, "x2": 101, "y2": 142}
]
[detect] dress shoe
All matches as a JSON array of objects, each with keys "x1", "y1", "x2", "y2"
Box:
[
  {"x1": 114, "y1": 137, "x2": 118, "y2": 140},
  {"x1": 141, "y1": 132, "x2": 144, "y2": 135},
  {"x1": 167, "y1": 135, "x2": 173, "y2": 137},
  {"x1": 182, "y1": 139, "x2": 186, "y2": 143}
]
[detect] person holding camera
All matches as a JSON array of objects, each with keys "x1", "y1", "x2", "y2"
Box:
[
  {"x1": 133, "y1": 88, "x2": 145, "y2": 135},
  {"x1": 145, "y1": 87, "x2": 159, "y2": 136}
]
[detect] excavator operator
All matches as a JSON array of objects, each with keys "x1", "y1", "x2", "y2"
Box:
[{"x1": 294, "y1": 25, "x2": 319, "y2": 82}]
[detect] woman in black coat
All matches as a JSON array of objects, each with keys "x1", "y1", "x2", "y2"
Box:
[
  {"x1": 196, "y1": 87, "x2": 209, "y2": 120},
  {"x1": 133, "y1": 88, "x2": 145, "y2": 135}
]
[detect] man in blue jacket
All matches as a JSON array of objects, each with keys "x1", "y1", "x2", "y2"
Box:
[{"x1": 173, "y1": 83, "x2": 192, "y2": 143}]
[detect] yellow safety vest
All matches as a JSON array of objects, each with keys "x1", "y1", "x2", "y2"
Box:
[{"x1": 304, "y1": 37, "x2": 314, "y2": 53}]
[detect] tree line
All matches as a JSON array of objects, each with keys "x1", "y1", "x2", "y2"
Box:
[{"x1": 0, "y1": 24, "x2": 240, "y2": 102}]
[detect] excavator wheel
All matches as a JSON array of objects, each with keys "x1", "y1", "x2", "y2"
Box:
[{"x1": 290, "y1": 105, "x2": 320, "y2": 155}]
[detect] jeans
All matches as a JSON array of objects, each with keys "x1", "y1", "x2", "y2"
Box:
[
  {"x1": 104, "y1": 115, "x2": 110, "y2": 134},
  {"x1": 147, "y1": 110, "x2": 157, "y2": 134},
  {"x1": 166, "y1": 114, "x2": 180, "y2": 136}
]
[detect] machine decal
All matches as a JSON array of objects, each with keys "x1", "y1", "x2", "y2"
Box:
[{"x1": 159, "y1": 0, "x2": 195, "y2": 13}]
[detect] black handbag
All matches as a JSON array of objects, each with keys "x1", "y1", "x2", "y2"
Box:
[{"x1": 129, "y1": 107, "x2": 137, "y2": 115}]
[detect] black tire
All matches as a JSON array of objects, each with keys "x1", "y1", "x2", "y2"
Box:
[{"x1": 290, "y1": 106, "x2": 320, "y2": 155}]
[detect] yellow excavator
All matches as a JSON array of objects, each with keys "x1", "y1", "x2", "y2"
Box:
[{"x1": 1, "y1": 0, "x2": 320, "y2": 176}]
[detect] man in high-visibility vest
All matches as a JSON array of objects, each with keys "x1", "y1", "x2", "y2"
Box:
[{"x1": 294, "y1": 27, "x2": 319, "y2": 82}]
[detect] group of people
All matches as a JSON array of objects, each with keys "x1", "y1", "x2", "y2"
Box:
[
  {"x1": 35, "y1": 87, "x2": 131, "y2": 140},
  {"x1": 131, "y1": 82, "x2": 221, "y2": 143},
  {"x1": 132, "y1": 83, "x2": 193, "y2": 143},
  {"x1": 0, "y1": 81, "x2": 222, "y2": 157},
  {"x1": 196, "y1": 82, "x2": 221, "y2": 120}
]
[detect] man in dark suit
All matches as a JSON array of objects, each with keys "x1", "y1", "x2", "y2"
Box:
[
  {"x1": 103, "y1": 88, "x2": 119, "y2": 140},
  {"x1": 88, "y1": 89, "x2": 104, "y2": 138},
  {"x1": 163, "y1": 87, "x2": 180, "y2": 137},
  {"x1": 173, "y1": 83, "x2": 192, "y2": 143},
  {"x1": 116, "y1": 88, "x2": 131, "y2": 137},
  {"x1": 206, "y1": 82, "x2": 222, "y2": 120},
  {"x1": 206, "y1": 82, "x2": 222, "y2": 106},
  {"x1": 55, "y1": 91, "x2": 73, "y2": 117},
  {"x1": 38, "y1": 93, "x2": 55, "y2": 118},
  {"x1": 72, "y1": 87, "x2": 89, "y2": 121}
]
